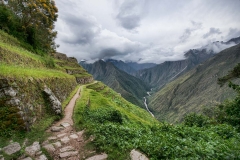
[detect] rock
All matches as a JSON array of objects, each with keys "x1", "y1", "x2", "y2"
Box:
[
  {"x1": 21, "y1": 157, "x2": 32, "y2": 160},
  {"x1": 61, "y1": 136, "x2": 70, "y2": 144},
  {"x1": 43, "y1": 86, "x2": 62, "y2": 114},
  {"x1": 36, "y1": 151, "x2": 42, "y2": 156},
  {"x1": 59, "y1": 151, "x2": 78, "y2": 158},
  {"x1": 57, "y1": 133, "x2": 67, "y2": 138},
  {"x1": 60, "y1": 146, "x2": 75, "y2": 153},
  {"x1": 3, "y1": 87, "x2": 17, "y2": 97},
  {"x1": 6, "y1": 97, "x2": 20, "y2": 106},
  {"x1": 52, "y1": 142, "x2": 61, "y2": 148},
  {"x1": 130, "y1": 149, "x2": 149, "y2": 160},
  {"x1": 41, "y1": 140, "x2": 49, "y2": 146},
  {"x1": 48, "y1": 136, "x2": 57, "y2": 140},
  {"x1": 43, "y1": 144, "x2": 55, "y2": 152},
  {"x1": 51, "y1": 126, "x2": 64, "y2": 132},
  {"x1": 61, "y1": 122, "x2": 71, "y2": 128},
  {"x1": 69, "y1": 134, "x2": 78, "y2": 139},
  {"x1": 35, "y1": 154, "x2": 48, "y2": 160},
  {"x1": 0, "y1": 155, "x2": 4, "y2": 160},
  {"x1": 25, "y1": 142, "x2": 40, "y2": 157},
  {"x1": 3, "y1": 142, "x2": 21, "y2": 155},
  {"x1": 86, "y1": 153, "x2": 108, "y2": 160},
  {"x1": 77, "y1": 130, "x2": 84, "y2": 136}
]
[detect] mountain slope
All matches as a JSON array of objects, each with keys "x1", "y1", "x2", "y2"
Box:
[
  {"x1": 136, "y1": 38, "x2": 240, "y2": 90},
  {"x1": 105, "y1": 59, "x2": 156, "y2": 75},
  {"x1": 73, "y1": 82, "x2": 240, "y2": 159},
  {"x1": 149, "y1": 44, "x2": 240, "y2": 123},
  {"x1": 80, "y1": 60, "x2": 149, "y2": 107}
]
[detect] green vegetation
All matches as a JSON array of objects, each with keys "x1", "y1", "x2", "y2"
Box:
[
  {"x1": 74, "y1": 82, "x2": 240, "y2": 159},
  {"x1": 0, "y1": 64, "x2": 74, "y2": 79},
  {"x1": 0, "y1": 0, "x2": 58, "y2": 54}
]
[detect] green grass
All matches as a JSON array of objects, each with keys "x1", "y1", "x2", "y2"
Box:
[
  {"x1": 0, "y1": 63, "x2": 75, "y2": 79},
  {"x1": 74, "y1": 73, "x2": 92, "y2": 78},
  {"x1": 73, "y1": 82, "x2": 240, "y2": 160}
]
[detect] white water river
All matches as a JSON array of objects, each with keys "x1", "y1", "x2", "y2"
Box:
[{"x1": 143, "y1": 96, "x2": 154, "y2": 117}]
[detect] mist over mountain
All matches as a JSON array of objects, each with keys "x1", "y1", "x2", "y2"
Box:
[
  {"x1": 136, "y1": 37, "x2": 240, "y2": 90},
  {"x1": 80, "y1": 60, "x2": 149, "y2": 107},
  {"x1": 149, "y1": 43, "x2": 240, "y2": 123}
]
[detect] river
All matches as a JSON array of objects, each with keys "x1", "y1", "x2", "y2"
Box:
[{"x1": 143, "y1": 96, "x2": 154, "y2": 117}]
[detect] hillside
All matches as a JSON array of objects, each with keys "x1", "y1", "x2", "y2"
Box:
[
  {"x1": 0, "y1": 30, "x2": 93, "y2": 133},
  {"x1": 73, "y1": 82, "x2": 240, "y2": 159},
  {"x1": 136, "y1": 38, "x2": 240, "y2": 90},
  {"x1": 105, "y1": 59, "x2": 156, "y2": 75},
  {"x1": 149, "y1": 43, "x2": 240, "y2": 123},
  {"x1": 80, "y1": 60, "x2": 149, "y2": 107}
]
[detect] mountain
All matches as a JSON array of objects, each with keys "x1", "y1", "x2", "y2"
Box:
[
  {"x1": 136, "y1": 49, "x2": 214, "y2": 90},
  {"x1": 136, "y1": 38, "x2": 240, "y2": 90},
  {"x1": 80, "y1": 60, "x2": 149, "y2": 107},
  {"x1": 148, "y1": 43, "x2": 240, "y2": 123},
  {"x1": 105, "y1": 59, "x2": 156, "y2": 75},
  {"x1": 105, "y1": 59, "x2": 137, "y2": 75}
]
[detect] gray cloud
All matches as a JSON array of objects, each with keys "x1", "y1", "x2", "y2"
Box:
[
  {"x1": 116, "y1": 0, "x2": 146, "y2": 30},
  {"x1": 180, "y1": 21, "x2": 202, "y2": 42},
  {"x1": 203, "y1": 28, "x2": 222, "y2": 39},
  {"x1": 225, "y1": 28, "x2": 240, "y2": 40},
  {"x1": 60, "y1": 13, "x2": 100, "y2": 44},
  {"x1": 55, "y1": 0, "x2": 240, "y2": 64}
]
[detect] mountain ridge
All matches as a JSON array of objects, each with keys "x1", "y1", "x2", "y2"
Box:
[
  {"x1": 149, "y1": 43, "x2": 240, "y2": 123},
  {"x1": 80, "y1": 60, "x2": 149, "y2": 107}
]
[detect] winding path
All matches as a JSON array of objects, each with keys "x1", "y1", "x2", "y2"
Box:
[{"x1": 44, "y1": 85, "x2": 107, "y2": 160}]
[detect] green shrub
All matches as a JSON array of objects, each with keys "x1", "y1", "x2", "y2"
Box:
[{"x1": 183, "y1": 113, "x2": 209, "y2": 127}]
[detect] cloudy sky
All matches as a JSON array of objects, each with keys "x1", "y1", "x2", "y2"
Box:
[{"x1": 55, "y1": 0, "x2": 240, "y2": 64}]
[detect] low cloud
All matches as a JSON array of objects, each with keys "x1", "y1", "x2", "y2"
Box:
[
  {"x1": 204, "y1": 42, "x2": 237, "y2": 54},
  {"x1": 203, "y1": 28, "x2": 222, "y2": 39}
]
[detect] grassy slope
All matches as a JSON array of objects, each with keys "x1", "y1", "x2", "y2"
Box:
[
  {"x1": 74, "y1": 82, "x2": 240, "y2": 160},
  {"x1": 0, "y1": 30, "x2": 84, "y2": 150},
  {"x1": 149, "y1": 44, "x2": 240, "y2": 123},
  {"x1": 81, "y1": 60, "x2": 149, "y2": 108}
]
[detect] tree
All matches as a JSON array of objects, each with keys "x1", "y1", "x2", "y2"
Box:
[
  {"x1": 216, "y1": 63, "x2": 240, "y2": 131},
  {"x1": 3, "y1": 0, "x2": 58, "y2": 53}
]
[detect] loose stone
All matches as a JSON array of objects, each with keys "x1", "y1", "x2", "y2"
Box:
[
  {"x1": 52, "y1": 142, "x2": 61, "y2": 148},
  {"x1": 48, "y1": 136, "x2": 57, "y2": 140},
  {"x1": 2, "y1": 142, "x2": 21, "y2": 155},
  {"x1": 60, "y1": 146, "x2": 75, "y2": 153},
  {"x1": 86, "y1": 153, "x2": 108, "y2": 160},
  {"x1": 60, "y1": 136, "x2": 70, "y2": 144},
  {"x1": 59, "y1": 151, "x2": 78, "y2": 158},
  {"x1": 35, "y1": 154, "x2": 48, "y2": 160},
  {"x1": 43, "y1": 144, "x2": 55, "y2": 152},
  {"x1": 25, "y1": 142, "x2": 41, "y2": 157},
  {"x1": 69, "y1": 134, "x2": 78, "y2": 139},
  {"x1": 61, "y1": 122, "x2": 71, "y2": 128},
  {"x1": 51, "y1": 126, "x2": 64, "y2": 132},
  {"x1": 57, "y1": 133, "x2": 67, "y2": 138}
]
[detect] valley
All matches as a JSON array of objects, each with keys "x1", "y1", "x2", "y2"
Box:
[
  {"x1": 81, "y1": 37, "x2": 240, "y2": 123},
  {"x1": 1, "y1": 1, "x2": 240, "y2": 159}
]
